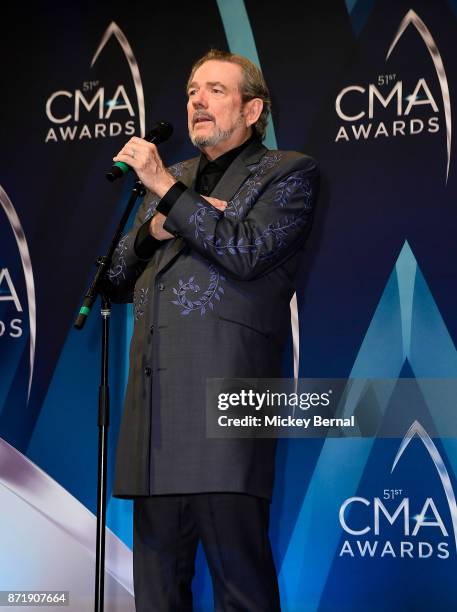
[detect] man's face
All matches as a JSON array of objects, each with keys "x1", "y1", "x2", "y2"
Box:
[{"x1": 187, "y1": 60, "x2": 251, "y2": 158}]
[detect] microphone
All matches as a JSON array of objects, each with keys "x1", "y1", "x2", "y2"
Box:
[{"x1": 106, "y1": 121, "x2": 173, "y2": 182}]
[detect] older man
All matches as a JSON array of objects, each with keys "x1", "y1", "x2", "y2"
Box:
[{"x1": 107, "y1": 49, "x2": 319, "y2": 611}]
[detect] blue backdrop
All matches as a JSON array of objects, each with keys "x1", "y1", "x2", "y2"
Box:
[{"x1": 1, "y1": 1, "x2": 457, "y2": 610}]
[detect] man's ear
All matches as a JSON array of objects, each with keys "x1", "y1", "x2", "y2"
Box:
[{"x1": 244, "y1": 98, "x2": 263, "y2": 128}]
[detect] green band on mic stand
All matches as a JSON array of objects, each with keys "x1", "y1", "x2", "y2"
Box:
[
  {"x1": 79, "y1": 306, "x2": 91, "y2": 316},
  {"x1": 113, "y1": 161, "x2": 130, "y2": 174}
]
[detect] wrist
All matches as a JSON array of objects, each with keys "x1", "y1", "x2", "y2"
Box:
[{"x1": 153, "y1": 172, "x2": 177, "y2": 199}]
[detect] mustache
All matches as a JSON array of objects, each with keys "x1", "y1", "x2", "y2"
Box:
[{"x1": 192, "y1": 112, "x2": 215, "y2": 126}]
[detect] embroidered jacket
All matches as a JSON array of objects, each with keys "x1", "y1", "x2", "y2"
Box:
[{"x1": 106, "y1": 139, "x2": 319, "y2": 498}]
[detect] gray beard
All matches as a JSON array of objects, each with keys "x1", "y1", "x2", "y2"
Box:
[
  {"x1": 189, "y1": 113, "x2": 244, "y2": 148},
  {"x1": 189, "y1": 125, "x2": 234, "y2": 148}
]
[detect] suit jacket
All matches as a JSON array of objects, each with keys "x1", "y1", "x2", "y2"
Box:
[{"x1": 106, "y1": 139, "x2": 319, "y2": 499}]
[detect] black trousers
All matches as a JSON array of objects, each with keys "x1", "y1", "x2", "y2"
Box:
[{"x1": 133, "y1": 493, "x2": 281, "y2": 612}]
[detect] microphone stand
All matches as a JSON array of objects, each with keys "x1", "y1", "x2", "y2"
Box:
[{"x1": 74, "y1": 178, "x2": 146, "y2": 612}]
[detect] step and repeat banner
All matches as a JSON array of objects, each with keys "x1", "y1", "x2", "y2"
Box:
[{"x1": 1, "y1": 0, "x2": 457, "y2": 610}]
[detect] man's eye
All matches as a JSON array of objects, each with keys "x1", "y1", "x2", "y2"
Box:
[
  {"x1": 212, "y1": 88, "x2": 223, "y2": 94},
  {"x1": 188, "y1": 90, "x2": 197, "y2": 97}
]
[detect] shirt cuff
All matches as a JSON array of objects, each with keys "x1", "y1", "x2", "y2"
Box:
[
  {"x1": 156, "y1": 181, "x2": 187, "y2": 216},
  {"x1": 134, "y1": 220, "x2": 161, "y2": 260}
]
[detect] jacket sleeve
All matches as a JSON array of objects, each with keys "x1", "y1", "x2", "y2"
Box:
[
  {"x1": 102, "y1": 191, "x2": 161, "y2": 303},
  {"x1": 163, "y1": 154, "x2": 319, "y2": 281}
]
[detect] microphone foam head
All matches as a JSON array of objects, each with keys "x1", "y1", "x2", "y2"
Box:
[{"x1": 146, "y1": 121, "x2": 173, "y2": 144}]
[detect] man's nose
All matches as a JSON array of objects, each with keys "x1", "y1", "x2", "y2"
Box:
[{"x1": 192, "y1": 89, "x2": 208, "y2": 108}]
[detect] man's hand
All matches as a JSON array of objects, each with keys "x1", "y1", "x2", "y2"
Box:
[
  {"x1": 149, "y1": 197, "x2": 227, "y2": 241},
  {"x1": 149, "y1": 212, "x2": 174, "y2": 241},
  {"x1": 113, "y1": 137, "x2": 176, "y2": 198},
  {"x1": 202, "y1": 196, "x2": 227, "y2": 211}
]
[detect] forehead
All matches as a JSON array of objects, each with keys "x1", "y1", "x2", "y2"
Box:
[{"x1": 190, "y1": 60, "x2": 243, "y2": 90}]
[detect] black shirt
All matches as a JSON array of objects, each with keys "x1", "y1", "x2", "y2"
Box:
[{"x1": 194, "y1": 134, "x2": 255, "y2": 196}]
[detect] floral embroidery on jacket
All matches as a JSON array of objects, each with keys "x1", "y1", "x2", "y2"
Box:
[
  {"x1": 189, "y1": 202, "x2": 309, "y2": 261},
  {"x1": 249, "y1": 151, "x2": 283, "y2": 177},
  {"x1": 188, "y1": 162, "x2": 313, "y2": 261},
  {"x1": 133, "y1": 287, "x2": 149, "y2": 320},
  {"x1": 169, "y1": 161, "x2": 187, "y2": 178},
  {"x1": 171, "y1": 264, "x2": 225, "y2": 316},
  {"x1": 143, "y1": 199, "x2": 159, "y2": 223},
  {"x1": 274, "y1": 172, "x2": 313, "y2": 208},
  {"x1": 108, "y1": 234, "x2": 130, "y2": 285},
  {"x1": 228, "y1": 152, "x2": 283, "y2": 211}
]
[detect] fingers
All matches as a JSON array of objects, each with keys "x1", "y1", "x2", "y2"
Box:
[
  {"x1": 112, "y1": 137, "x2": 174, "y2": 196},
  {"x1": 119, "y1": 136, "x2": 158, "y2": 151},
  {"x1": 150, "y1": 212, "x2": 174, "y2": 241},
  {"x1": 129, "y1": 136, "x2": 152, "y2": 146},
  {"x1": 112, "y1": 149, "x2": 137, "y2": 165},
  {"x1": 202, "y1": 196, "x2": 228, "y2": 211},
  {"x1": 113, "y1": 138, "x2": 158, "y2": 166}
]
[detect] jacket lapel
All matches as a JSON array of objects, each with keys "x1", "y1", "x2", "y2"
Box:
[
  {"x1": 178, "y1": 156, "x2": 200, "y2": 189},
  {"x1": 156, "y1": 157, "x2": 199, "y2": 274},
  {"x1": 210, "y1": 140, "x2": 267, "y2": 202}
]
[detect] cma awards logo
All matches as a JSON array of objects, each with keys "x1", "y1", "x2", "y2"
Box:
[
  {"x1": 44, "y1": 22, "x2": 145, "y2": 143},
  {"x1": 338, "y1": 421, "x2": 457, "y2": 560},
  {"x1": 0, "y1": 185, "x2": 36, "y2": 402},
  {"x1": 335, "y1": 9, "x2": 452, "y2": 183}
]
